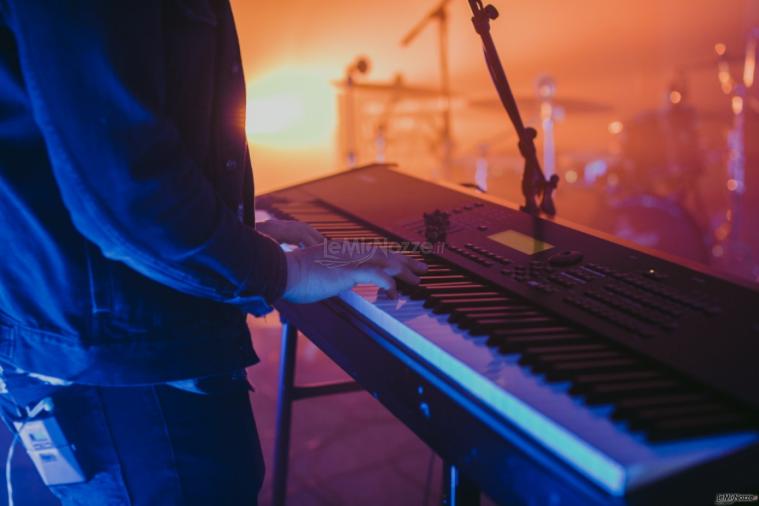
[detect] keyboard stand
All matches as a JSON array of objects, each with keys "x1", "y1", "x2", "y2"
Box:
[
  {"x1": 272, "y1": 320, "x2": 363, "y2": 506},
  {"x1": 271, "y1": 319, "x2": 482, "y2": 506},
  {"x1": 443, "y1": 462, "x2": 481, "y2": 506}
]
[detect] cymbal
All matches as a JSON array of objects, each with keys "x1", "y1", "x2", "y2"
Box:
[
  {"x1": 628, "y1": 105, "x2": 734, "y2": 125},
  {"x1": 467, "y1": 96, "x2": 613, "y2": 115},
  {"x1": 332, "y1": 78, "x2": 448, "y2": 98}
]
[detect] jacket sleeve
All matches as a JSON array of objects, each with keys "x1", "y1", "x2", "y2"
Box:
[{"x1": 5, "y1": 1, "x2": 287, "y2": 313}]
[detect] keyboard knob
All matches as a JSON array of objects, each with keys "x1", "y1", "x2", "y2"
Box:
[
  {"x1": 423, "y1": 210, "x2": 450, "y2": 243},
  {"x1": 549, "y1": 250, "x2": 583, "y2": 267}
]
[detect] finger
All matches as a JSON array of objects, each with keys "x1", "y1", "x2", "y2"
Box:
[
  {"x1": 304, "y1": 228, "x2": 325, "y2": 247},
  {"x1": 388, "y1": 265, "x2": 421, "y2": 286},
  {"x1": 375, "y1": 252, "x2": 427, "y2": 278},
  {"x1": 308, "y1": 225, "x2": 325, "y2": 240},
  {"x1": 354, "y1": 265, "x2": 396, "y2": 292},
  {"x1": 300, "y1": 233, "x2": 320, "y2": 247},
  {"x1": 400, "y1": 255, "x2": 428, "y2": 273},
  {"x1": 378, "y1": 287, "x2": 398, "y2": 300},
  {"x1": 365, "y1": 253, "x2": 421, "y2": 287}
]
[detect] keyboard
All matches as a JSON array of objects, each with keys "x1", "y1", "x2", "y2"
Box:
[{"x1": 261, "y1": 164, "x2": 759, "y2": 503}]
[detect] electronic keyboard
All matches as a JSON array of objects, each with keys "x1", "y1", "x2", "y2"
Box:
[{"x1": 260, "y1": 164, "x2": 759, "y2": 505}]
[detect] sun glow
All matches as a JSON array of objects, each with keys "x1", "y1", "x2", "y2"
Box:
[{"x1": 245, "y1": 66, "x2": 336, "y2": 149}]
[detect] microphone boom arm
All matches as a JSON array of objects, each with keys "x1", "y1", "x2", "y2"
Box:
[{"x1": 467, "y1": 0, "x2": 558, "y2": 215}]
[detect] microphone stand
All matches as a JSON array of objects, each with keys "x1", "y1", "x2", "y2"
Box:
[{"x1": 467, "y1": 0, "x2": 558, "y2": 216}]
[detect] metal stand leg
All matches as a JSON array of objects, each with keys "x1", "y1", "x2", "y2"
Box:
[
  {"x1": 271, "y1": 321, "x2": 362, "y2": 506},
  {"x1": 272, "y1": 322, "x2": 298, "y2": 506},
  {"x1": 442, "y1": 462, "x2": 480, "y2": 506}
]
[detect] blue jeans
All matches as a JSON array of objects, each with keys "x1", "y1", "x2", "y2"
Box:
[{"x1": 0, "y1": 367, "x2": 265, "y2": 505}]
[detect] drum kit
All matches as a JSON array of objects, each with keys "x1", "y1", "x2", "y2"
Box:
[{"x1": 332, "y1": 19, "x2": 759, "y2": 283}]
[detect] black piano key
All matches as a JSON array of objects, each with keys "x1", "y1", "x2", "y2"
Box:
[
  {"x1": 451, "y1": 303, "x2": 531, "y2": 314},
  {"x1": 452, "y1": 310, "x2": 542, "y2": 326},
  {"x1": 568, "y1": 370, "x2": 664, "y2": 394},
  {"x1": 419, "y1": 274, "x2": 469, "y2": 283},
  {"x1": 469, "y1": 316, "x2": 558, "y2": 335},
  {"x1": 492, "y1": 332, "x2": 593, "y2": 351},
  {"x1": 543, "y1": 358, "x2": 642, "y2": 381},
  {"x1": 432, "y1": 299, "x2": 514, "y2": 313},
  {"x1": 313, "y1": 223, "x2": 365, "y2": 229},
  {"x1": 522, "y1": 350, "x2": 623, "y2": 370},
  {"x1": 421, "y1": 267, "x2": 455, "y2": 273},
  {"x1": 573, "y1": 370, "x2": 663, "y2": 384},
  {"x1": 405, "y1": 283, "x2": 481, "y2": 299},
  {"x1": 426, "y1": 295, "x2": 510, "y2": 310},
  {"x1": 323, "y1": 234, "x2": 382, "y2": 240},
  {"x1": 315, "y1": 227, "x2": 369, "y2": 232},
  {"x1": 426, "y1": 290, "x2": 502, "y2": 299},
  {"x1": 645, "y1": 413, "x2": 753, "y2": 441},
  {"x1": 521, "y1": 343, "x2": 612, "y2": 355},
  {"x1": 448, "y1": 306, "x2": 534, "y2": 322},
  {"x1": 524, "y1": 350, "x2": 622, "y2": 367},
  {"x1": 611, "y1": 393, "x2": 713, "y2": 420},
  {"x1": 421, "y1": 283, "x2": 490, "y2": 292},
  {"x1": 581, "y1": 379, "x2": 688, "y2": 405},
  {"x1": 288, "y1": 216, "x2": 352, "y2": 223},
  {"x1": 412, "y1": 284, "x2": 495, "y2": 301},
  {"x1": 627, "y1": 403, "x2": 733, "y2": 431}
]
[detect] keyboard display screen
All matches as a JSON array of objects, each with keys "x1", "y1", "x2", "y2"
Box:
[{"x1": 488, "y1": 229, "x2": 555, "y2": 255}]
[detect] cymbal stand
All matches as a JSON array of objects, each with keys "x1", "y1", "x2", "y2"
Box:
[
  {"x1": 401, "y1": 0, "x2": 453, "y2": 177},
  {"x1": 714, "y1": 29, "x2": 759, "y2": 279},
  {"x1": 536, "y1": 75, "x2": 559, "y2": 179},
  {"x1": 344, "y1": 57, "x2": 370, "y2": 168},
  {"x1": 467, "y1": 0, "x2": 558, "y2": 216},
  {"x1": 373, "y1": 75, "x2": 405, "y2": 163}
]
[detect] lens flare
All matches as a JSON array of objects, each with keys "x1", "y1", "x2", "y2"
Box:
[{"x1": 246, "y1": 66, "x2": 337, "y2": 149}]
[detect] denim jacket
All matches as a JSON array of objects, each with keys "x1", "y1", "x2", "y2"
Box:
[{"x1": 0, "y1": 0, "x2": 288, "y2": 385}]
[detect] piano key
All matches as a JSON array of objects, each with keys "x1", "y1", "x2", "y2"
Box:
[
  {"x1": 450, "y1": 310, "x2": 542, "y2": 325},
  {"x1": 523, "y1": 351, "x2": 625, "y2": 371},
  {"x1": 611, "y1": 393, "x2": 715, "y2": 420},
  {"x1": 488, "y1": 325, "x2": 580, "y2": 339},
  {"x1": 425, "y1": 295, "x2": 511, "y2": 310},
  {"x1": 410, "y1": 284, "x2": 495, "y2": 300},
  {"x1": 543, "y1": 358, "x2": 643, "y2": 381},
  {"x1": 419, "y1": 274, "x2": 470, "y2": 283},
  {"x1": 521, "y1": 348, "x2": 616, "y2": 361},
  {"x1": 569, "y1": 370, "x2": 665, "y2": 394},
  {"x1": 310, "y1": 222, "x2": 364, "y2": 228},
  {"x1": 492, "y1": 332, "x2": 594, "y2": 351},
  {"x1": 420, "y1": 283, "x2": 490, "y2": 292},
  {"x1": 450, "y1": 304, "x2": 535, "y2": 315},
  {"x1": 627, "y1": 403, "x2": 734, "y2": 431},
  {"x1": 469, "y1": 316, "x2": 558, "y2": 335},
  {"x1": 581, "y1": 379, "x2": 689, "y2": 405},
  {"x1": 645, "y1": 413, "x2": 754, "y2": 441},
  {"x1": 637, "y1": 402, "x2": 729, "y2": 419}
]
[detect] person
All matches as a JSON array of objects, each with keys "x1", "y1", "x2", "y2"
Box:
[{"x1": 0, "y1": 1, "x2": 425, "y2": 504}]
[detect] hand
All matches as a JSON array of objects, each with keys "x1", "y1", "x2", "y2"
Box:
[
  {"x1": 282, "y1": 241, "x2": 428, "y2": 303},
  {"x1": 257, "y1": 219, "x2": 324, "y2": 247}
]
